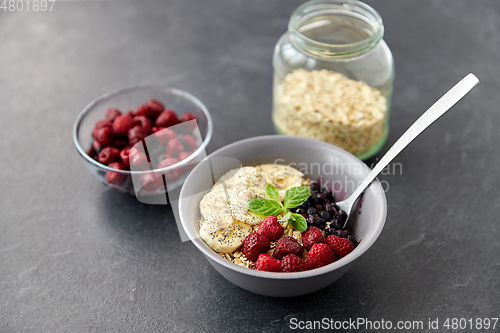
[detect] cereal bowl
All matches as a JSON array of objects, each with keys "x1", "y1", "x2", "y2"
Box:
[
  {"x1": 73, "y1": 86, "x2": 213, "y2": 195},
  {"x1": 178, "y1": 135, "x2": 386, "y2": 297}
]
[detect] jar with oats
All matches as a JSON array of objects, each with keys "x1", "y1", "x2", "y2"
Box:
[{"x1": 272, "y1": 0, "x2": 394, "y2": 160}]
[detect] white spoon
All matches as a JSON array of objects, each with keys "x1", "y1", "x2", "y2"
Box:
[{"x1": 336, "y1": 73, "x2": 480, "y2": 228}]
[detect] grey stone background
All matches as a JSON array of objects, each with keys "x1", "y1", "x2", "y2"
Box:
[{"x1": 0, "y1": 1, "x2": 498, "y2": 332}]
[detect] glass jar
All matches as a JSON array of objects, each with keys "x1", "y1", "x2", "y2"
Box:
[{"x1": 273, "y1": 0, "x2": 394, "y2": 160}]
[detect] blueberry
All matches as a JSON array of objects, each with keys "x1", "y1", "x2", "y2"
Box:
[
  {"x1": 317, "y1": 210, "x2": 331, "y2": 221},
  {"x1": 347, "y1": 235, "x2": 358, "y2": 246},
  {"x1": 311, "y1": 217, "x2": 325, "y2": 229},
  {"x1": 317, "y1": 217, "x2": 327, "y2": 229},
  {"x1": 306, "y1": 207, "x2": 317, "y2": 216},
  {"x1": 295, "y1": 207, "x2": 306, "y2": 215},
  {"x1": 331, "y1": 212, "x2": 341, "y2": 222},
  {"x1": 317, "y1": 193, "x2": 327, "y2": 203},
  {"x1": 331, "y1": 220, "x2": 343, "y2": 230},
  {"x1": 325, "y1": 228, "x2": 336, "y2": 237},
  {"x1": 310, "y1": 182, "x2": 320, "y2": 192},
  {"x1": 307, "y1": 215, "x2": 320, "y2": 227},
  {"x1": 335, "y1": 229, "x2": 349, "y2": 238},
  {"x1": 323, "y1": 198, "x2": 331, "y2": 205},
  {"x1": 309, "y1": 192, "x2": 320, "y2": 203},
  {"x1": 300, "y1": 201, "x2": 311, "y2": 210},
  {"x1": 325, "y1": 203, "x2": 336, "y2": 215},
  {"x1": 339, "y1": 210, "x2": 348, "y2": 222}
]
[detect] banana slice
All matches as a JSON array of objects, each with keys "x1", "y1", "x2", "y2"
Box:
[
  {"x1": 256, "y1": 164, "x2": 304, "y2": 200},
  {"x1": 199, "y1": 185, "x2": 233, "y2": 227},
  {"x1": 230, "y1": 166, "x2": 267, "y2": 188},
  {"x1": 199, "y1": 221, "x2": 253, "y2": 253},
  {"x1": 213, "y1": 166, "x2": 266, "y2": 190},
  {"x1": 213, "y1": 168, "x2": 240, "y2": 189},
  {"x1": 199, "y1": 184, "x2": 252, "y2": 253},
  {"x1": 230, "y1": 184, "x2": 267, "y2": 225}
]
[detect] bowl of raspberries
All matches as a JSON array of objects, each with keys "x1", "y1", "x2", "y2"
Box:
[
  {"x1": 73, "y1": 86, "x2": 213, "y2": 195},
  {"x1": 179, "y1": 135, "x2": 387, "y2": 297}
]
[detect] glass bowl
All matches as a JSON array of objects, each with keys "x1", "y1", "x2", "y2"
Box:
[{"x1": 73, "y1": 86, "x2": 213, "y2": 195}]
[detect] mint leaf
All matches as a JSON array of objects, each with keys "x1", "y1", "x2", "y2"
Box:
[
  {"x1": 289, "y1": 213, "x2": 307, "y2": 232},
  {"x1": 248, "y1": 198, "x2": 283, "y2": 216},
  {"x1": 284, "y1": 186, "x2": 311, "y2": 209},
  {"x1": 265, "y1": 184, "x2": 280, "y2": 201},
  {"x1": 279, "y1": 211, "x2": 291, "y2": 223}
]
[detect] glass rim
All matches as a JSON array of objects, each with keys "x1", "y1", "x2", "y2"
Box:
[{"x1": 288, "y1": 0, "x2": 384, "y2": 57}]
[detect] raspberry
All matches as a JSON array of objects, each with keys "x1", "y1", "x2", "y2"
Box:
[
  {"x1": 178, "y1": 112, "x2": 198, "y2": 133},
  {"x1": 112, "y1": 115, "x2": 135, "y2": 135},
  {"x1": 257, "y1": 215, "x2": 284, "y2": 241},
  {"x1": 325, "y1": 235, "x2": 355, "y2": 259},
  {"x1": 306, "y1": 243, "x2": 336, "y2": 270},
  {"x1": 86, "y1": 146, "x2": 97, "y2": 158},
  {"x1": 155, "y1": 109, "x2": 178, "y2": 128},
  {"x1": 147, "y1": 99, "x2": 164, "y2": 118},
  {"x1": 272, "y1": 236, "x2": 303, "y2": 260},
  {"x1": 133, "y1": 115, "x2": 153, "y2": 133},
  {"x1": 178, "y1": 150, "x2": 193, "y2": 161},
  {"x1": 179, "y1": 112, "x2": 197, "y2": 123},
  {"x1": 93, "y1": 120, "x2": 112, "y2": 138},
  {"x1": 120, "y1": 147, "x2": 131, "y2": 169},
  {"x1": 105, "y1": 162, "x2": 126, "y2": 184},
  {"x1": 166, "y1": 138, "x2": 184, "y2": 156},
  {"x1": 280, "y1": 254, "x2": 307, "y2": 272},
  {"x1": 182, "y1": 134, "x2": 197, "y2": 150},
  {"x1": 135, "y1": 104, "x2": 154, "y2": 118},
  {"x1": 242, "y1": 233, "x2": 270, "y2": 262},
  {"x1": 152, "y1": 127, "x2": 162, "y2": 133},
  {"x1": 158, "y1": 156, "x2": 179, "y2": 169},
  {"x1": 140, "y1": 172, "x2": 163, "y2": 191},
  {"x1": 94, "y1": 126, "x2": 114, "y2": 147},
  {"x1": 93, "y1": 140, "x2": 103, "y2": 154},
  {"x1": 98, "y1": 147, "x2": 121, "y2": 165},
  {"x1": 106, "y1": 108, "x2": 121, "y2": 122},
  {"x1": 108, "y1": 161, "x2": 125, "y2": 170},
  {"x1": 112, "y1": 138, "x2": 127, "y2": 148},
  {"x1": 126, "y1": 110, "x2": 135, "y2": 117},
  {"x1": 255, "y1": 253, "x2": 281, "y2": 272},
  {"x1": 127, "y1": 125, "x2": 149, "y2": 146},
  {"x1": 155, "y1": 128, "x2": 176, "y2": 144},
  {"x1": 302, "y1": 226, "x2": 325, "y2": 251},
  {"x1": 158, "y1": 157, "x2": 184, "y2": 181},
  {"x1": 130, "y1": 150, "x2": 149, "y2": 170}
]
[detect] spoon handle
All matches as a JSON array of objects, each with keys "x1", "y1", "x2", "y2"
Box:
[{"x1": 345, "y1": 73, "x2": 479, "y2": 206}]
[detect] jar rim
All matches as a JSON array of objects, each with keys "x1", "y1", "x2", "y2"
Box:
[{"x1": 288, "y1": 0, "x2": 384, "y2": 57}]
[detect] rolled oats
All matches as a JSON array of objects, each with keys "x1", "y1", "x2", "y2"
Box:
[{"x1": 274, "y1": 69, "x2": 387, "y2": 156}]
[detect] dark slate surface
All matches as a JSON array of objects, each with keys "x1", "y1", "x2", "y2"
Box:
[{"x1": 1, "y1": 1, "x2": 498, "y2": 332}]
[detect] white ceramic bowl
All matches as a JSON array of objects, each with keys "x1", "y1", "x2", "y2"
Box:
[{"x1": 179, "y1": 135, "x2": 387, "y2": 297}]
